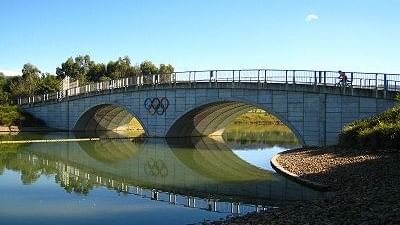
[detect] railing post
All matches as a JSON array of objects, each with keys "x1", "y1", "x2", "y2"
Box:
[
  {"x1": 188, "y1": 72, "x2": 191, "y2": 84},
  {"x1": 350, "y1": 72, "x2": 354, "y2": 95},
  {"x1": 384, "y1": 74, "x2": 387, "y2": 98},
  {"x1": 257, "y1": 70, "x2": 260, "y2": 85},
  {"x1": 314, "y1": 71, "x2": 317, "y2": 85},
  {"x1": 209, "y1": 71, "x2": 213, "y2": 87},
  {"x1": 238, "y1": 70, "x2": 241, "y2": 84},
  {"x1": 318, "y1": 71, "x2": 322, "y2": 83},
  {"x1": 350, "y1": 72, "x2": 354, "y2": 86},
  {"x1": 232, "y1": 70, "x2": 235, "y2": 88},
  {"x1": 215, "y1": 70, "x2": 218, "y2": 87},
  {"x1": 323, "y1": 71, "x2": 326, "y2": 86},
  {"x1": 285, "y1": 70, "x2": 288, "y2": 84},
  {"x1": 292, "y1": 70, "x2": 296, "y2": 84},
  {"x1": 375, "y1": 73, "x2": 378, "y2": 98},
  {"x1": 264, "y1": 70, "x2": 267, "y2": 84}
]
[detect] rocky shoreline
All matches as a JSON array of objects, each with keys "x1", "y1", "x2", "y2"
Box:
[{"x1": 210, "y1": 147, "x2": 400, "y2": 225}]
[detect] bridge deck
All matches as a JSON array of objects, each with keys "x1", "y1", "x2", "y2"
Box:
[{"x1": 18, "y1": 69, "x2": 399, "y2": 106}]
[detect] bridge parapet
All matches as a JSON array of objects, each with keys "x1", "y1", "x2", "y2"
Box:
[{"x1": 17, "y1": 69, "x2": 400, "y2": 105}]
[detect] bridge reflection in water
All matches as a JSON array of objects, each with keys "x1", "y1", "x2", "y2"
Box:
[{"x1": 11, "y1": 137, "x2": 325, "y2": 214}]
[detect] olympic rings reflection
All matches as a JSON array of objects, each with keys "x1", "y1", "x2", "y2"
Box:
[{"x1": 144, "y1": 158, "x2": 168, "y2": 177}]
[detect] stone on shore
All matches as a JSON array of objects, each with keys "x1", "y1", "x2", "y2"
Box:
[{"x1": 208, "y1": 147, "x2": 400, "y2": 225}]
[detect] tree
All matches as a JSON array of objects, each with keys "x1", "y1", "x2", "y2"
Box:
[
  {"x1": 158, "y1": 64, "x2": 174, "y2": 83},
  {"x1": 0, "y1": 73, "x2": 9, "y2": 104},
  {"x1": 87, "y1": 63, "x2": 106, "y2": 82},
  {"x1": 140, "y1": 61, "x2": 158, "y2": 84},
  {"x1": 37, "y1": 73, "x2": 61, "y2": 94},
  {"x1": 56, "y1": 55, "x2": 93, "y2": 84},
  {"x1": 9, "y1": 64, "x2": 41, "y2": 98},
  {"x1": 106, "y1": 56, "x2": 134, "y2": 80},
  {"x1": 22, "y1": 63, "x2": 41, "y2": 80},
  {"x1": 74, "y1": 55, "x2": 92, "y2": 84},
  {"x1": 56, "y1": 57, "x2": 75, "y2": 79},
  {"x1": 132, "y1": 65, "x2": 141, "y2": 77}
]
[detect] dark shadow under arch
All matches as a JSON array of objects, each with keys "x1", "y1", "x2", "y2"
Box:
[{"x1": 74, "y1": 104, "x2": 146, "y2": 135}]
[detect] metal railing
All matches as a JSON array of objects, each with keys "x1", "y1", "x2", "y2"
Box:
[{"x1": 17, "y1": 69, "x2": 400, "y2": 105}]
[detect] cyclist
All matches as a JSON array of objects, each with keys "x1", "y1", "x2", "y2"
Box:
[{"x1": 338, "y1": 70, "x2": 348, "y2": 86}]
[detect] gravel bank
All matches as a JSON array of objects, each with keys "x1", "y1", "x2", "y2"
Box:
[{"x1": 210, "y1": 147, "x2": 400, "y2": 225}]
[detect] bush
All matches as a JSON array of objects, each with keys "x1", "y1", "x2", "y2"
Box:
[
  {"x1": 338, "y1": 105, "x2": 400, "y2": 151},
  {"x1": 0, "y1": 105, "x2": 24, "y2": 126},
  {"x1": 0, "y1": 105, "x2": 44, "y2": 127}
]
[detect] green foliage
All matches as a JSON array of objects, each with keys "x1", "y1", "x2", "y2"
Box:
[
  {"x1": 0, "y1": 105, "x2": 24, "y2": 126},
  {"x1": 339, "y1": 105, "x2": 400, "y2": 151},
  {"x1": 55, "y1": 55, "x2": 172, "y2": 85},
  {"x1": 159, "y1": 64, "x2": 174, "y2": 83},
  {"x1": 37, "y1": 73, "x2": 61, "y2": 94},
  {"x1": 0, "y1": 73, "x2": 11, "y2": 104},
  {"x1": 22, "y1": 63, "x2": 41, "y2": 79},
  {"x1": 7, "y1": 65, "x2": 60, "y2": 99},
  {"x1": 56, "y1": 55, "x2": 93, "y2": 84},
  {"x1": 3, "y1": 55, "x2": 174, "y2": 105},
  {"x1": 0, "y1": 105, "x2": 44, "y2": 126},
  {"x1": 231, "y1": 110, "x2": 284, "y2": 125},
  {"x1": 9, "y1": 76, "x2": 30, "y2": 98},
  {"x1": 140, "y1": 60, "x2": 158, "y2": 75},
  {"x1": 106, "y1": 56, "x2": 134, "y2": 79},
  {"x1": 87, "y1": 63, "x2": 106, "y2": 82},
  {"x1": 140, "y1": 60, "x2": 158, "y2": 84},
  {"x1": 8, "y1": 64, "x2": 41, "y2": 98}
]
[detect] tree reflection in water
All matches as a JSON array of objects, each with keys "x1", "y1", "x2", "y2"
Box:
[{"x1": 0, "y1": 136, "x2": 324, "y2": 207}]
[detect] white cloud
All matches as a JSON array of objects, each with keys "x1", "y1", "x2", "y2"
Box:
[
  {"x1": 305, "y1": 14, "x2": 319, "y2": 22},
  {"x1": 0, "y1": 69, "x2": 20, "y2": 76}
]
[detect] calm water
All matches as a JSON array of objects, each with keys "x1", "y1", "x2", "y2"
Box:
[{"x1": 0, "y1": 130, "x2": 323, "y2": 225}]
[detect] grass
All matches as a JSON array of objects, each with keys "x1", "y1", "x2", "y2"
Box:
[
  {"x1": 224, "y1": 110, "x2": 298, "y2": 145},
  {"x1": 339, "y1": 104, "x2": 400, "y2": 151},
  {"x1": 230, "y1": 110, "x2": 285, "y2": 125}
]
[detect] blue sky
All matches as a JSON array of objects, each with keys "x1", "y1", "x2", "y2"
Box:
[{"x1": 1, "y1": 0, "x2": 399, "y2": 75}]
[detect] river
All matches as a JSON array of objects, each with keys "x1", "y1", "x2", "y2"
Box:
[{"x1": 0, "y1": 127, "x2": 324, "y2": 225}]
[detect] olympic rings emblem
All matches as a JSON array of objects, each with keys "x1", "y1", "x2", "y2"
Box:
[
  {"x1": 144, "y1": 158, "x2": 168, "y2": 177},
  {"x1": 144, "y1": 97, "x2": 169, "y2": 115}
]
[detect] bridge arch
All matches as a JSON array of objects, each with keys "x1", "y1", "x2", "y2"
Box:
[
  {"x1": 73, "y1": 103, "x2": 147, "y2": 135},
  {"x1": 166, "y1": 98, "x2": 304, "y2": 145}
]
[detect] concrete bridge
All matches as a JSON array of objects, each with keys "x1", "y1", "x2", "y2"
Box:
[{"x1": 19, "y1": 69, "x2": 399, "y2": 146}]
